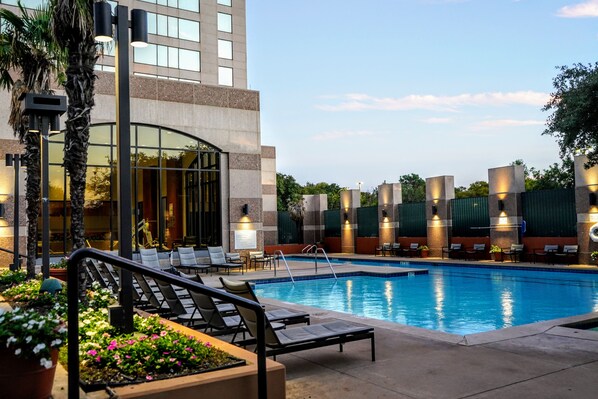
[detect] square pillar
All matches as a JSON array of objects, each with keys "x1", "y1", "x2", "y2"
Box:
[
  {"x1": 378, "y1": 183, "x2": 402, "y2": 245},
  {"x1": 302, "y1": 194, "x2": 328, "y2": 244},
  {"x1": 426, "y1": 176, "x2": 455, "y2": 257},
  {"x1": 574, "y1": 155, "x2": 598, "y2": 264},
  {"x1": 340, "y1": 189, "x2": 360, "y2": 254},
  {"x1": 488, "y1": 164, "x2": 525, "y2": 249}
]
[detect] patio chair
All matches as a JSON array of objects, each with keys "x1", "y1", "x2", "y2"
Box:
[
  {"x1": 177, "y1": 246, "x2": 211, "y2": 275},
  {"x1": 441, "y1": 243, "x2": 462, "y2": 259},
  {"x1": 226, "y1": 252, "x2": 247, "y2": 271},
  {"x1": 391, "y1": 243, "x2": 401, "y2": 256},
  {"x1": 503, "y1": 244, "x2": 524, "y2": 262},
  {"x1": 219, "y1": 278, "x2": 375, "y2": 361},
  {"x1": 248, "y1": 251, "x2": 273, "y2": 270},
  {"x1": 554, "y1": 245, "x2": 578, "y2": 265},
  {"x1": 401, "y1": 243, "x2": 419, "y2": 257},
  {"x1": 375, "y1": 243, "x2": 391, "y2": 257},
  {"x1": 465, "y1": 244, "x2": 486, "y2": 261},
  {"x1": 139, "y1": 247, "x2": 169, "y2": 270},
  {"x1": 533, "y1": 244, "x2": 559, "y2": 264},
  {"x1": 207, "y1": 246, "x2": 245, "y2": 275}
]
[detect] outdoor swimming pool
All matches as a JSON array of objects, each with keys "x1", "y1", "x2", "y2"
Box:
[{"x1": 254, "y1": 260, "x2": 598, "y2": 335}]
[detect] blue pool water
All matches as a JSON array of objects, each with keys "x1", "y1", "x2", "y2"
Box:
[{"x1": 254, "y1": 261, "x2": 598, "y2": 335}]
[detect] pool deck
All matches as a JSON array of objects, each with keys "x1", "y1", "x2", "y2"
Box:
[{"x1": 201, "y1": 254, "x2": 598, "y2": 399}]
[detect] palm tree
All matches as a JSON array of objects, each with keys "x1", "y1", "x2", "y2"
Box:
[
  {"x1": 0, "y1": 4, "x2": 64, "y2": 278},
  {"x1": 50, "y1": 0, "x2": 97, "y2": 254}
]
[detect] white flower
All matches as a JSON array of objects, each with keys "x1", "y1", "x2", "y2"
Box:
[
  {"x1": 14, "y1": 348, "x2": 21, "y2": 355},
  {"x1": 39, "y1": 357, "x2": 53, "y2": 369},
  {"x1": 32, "y1": 343, "x2": 46, "y2": 354},
  {"x1": 50, "y1": 339, "x2": 62, "y2": 347},
  {"x1": 25, "y1": 336, "x2": 32, "y2": 343}
]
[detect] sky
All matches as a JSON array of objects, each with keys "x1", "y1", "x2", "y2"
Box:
[{"x1": 245, "y1": 0, "x2": 598, "y2": 192}]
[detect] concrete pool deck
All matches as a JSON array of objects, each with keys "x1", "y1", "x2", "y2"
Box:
[{"x1": 201, "y1": 254, "x2": 598, "y2": 398}]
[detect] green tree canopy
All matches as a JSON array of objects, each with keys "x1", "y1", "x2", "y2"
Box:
[
  {"x1": 455, "y1": 181, "x2": 489, "y2": 198},
  {"x1": 276, "y1": 173, "x2": 302, "y2": 211},
  {"x1": 399, "y1": 173, "x2": 425, "y2": 203},
  {"x1": 510, "y1": 159, "x2": 574, "y2": 191},
  {"x1": 303, "y1": 181, "x2": 342, "y2": 209},
  {"x1": 543, "y1": 63, "x2": 598, "y2": 168}
]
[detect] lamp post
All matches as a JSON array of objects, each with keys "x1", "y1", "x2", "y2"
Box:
[
  {"x1": 94, "y1": 1, "x2": 147, "y2": 333},
  {"x1": 20, "y1": 93, "x2": 67, "y2": 279},
  {"x1": 5, "y1": 153, "x2": 21, "y2": 271}
]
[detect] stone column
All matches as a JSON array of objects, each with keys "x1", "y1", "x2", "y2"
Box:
[
  {"x1": 574, "y1": 155, "x2": 598, "y2": 264},
  {"x1": 261, "y1": 146, "x2": 277, "y2": 245},
  {"x1": 302, "y1": 194, "x2": 328, "y2": 244},
  {"x1": 378, "y1": 183, "x2": 402, "y2": 245},
  {"x1": 340, "y1": 189, "x2": 360, "y2": 254},
  {"x1": 426, "y1": 176, "x2": 455, "y2": 257},
  {"x1": 488, "y1": 164, "x2": 525, "y2": 249}
]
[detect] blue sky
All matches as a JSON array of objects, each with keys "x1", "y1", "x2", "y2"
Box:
[{"x1": 246, "y1": 0, "x2": 598, "y2": 191}]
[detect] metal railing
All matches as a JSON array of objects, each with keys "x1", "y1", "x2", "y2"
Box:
[
  {"x1": 303, "y1": 245, "x2": 337, "y2": 279},
  {"x1": 67, "y1": 248, "x2": 268, "y2": 399},
  {"x1": 272, "y1": 250, "x2": 294, "y2": 283}
]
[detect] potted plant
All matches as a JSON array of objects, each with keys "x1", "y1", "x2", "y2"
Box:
[
  {"x1": 49, "y1": 257, "x2": 68, "y2": 282},
  {"x1": 418, "y1": 245, "x2": 429, "y2": 258},
  {"x1": 0, "y1": 305, "x2": 67, "y2": 399},
  {"x1": 490, "y1": 245, "x2": 503, "y2": 262},
  {"x1": 591, "y1": 251, "x2": 598, "y2": 266}
]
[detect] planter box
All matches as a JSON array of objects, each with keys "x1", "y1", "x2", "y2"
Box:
[{"x1": 91, "y1": 314, "x2": 286, "y2": 399}]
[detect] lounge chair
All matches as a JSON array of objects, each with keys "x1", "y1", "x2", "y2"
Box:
[
  {"x1": 391, "y1": 243, "x2": 401, "y2": 256},
  {"x1": 441, "y1": 243, "x2": 462, "y2": 259},
  {"x1": 503, "y1": 244, "x2": 524, "y2": 262},
  {"x1": 375, "y1": 243, "x2": 391, "y2": 257},
  {"x1": 226, "y1": 252, "x2": 247, "y2": 271},
  {"x1": 219, "y1": 278, "x2": 375, "y2": 361},
  {"x1": 554, "y1": 245, "x2": 578, "y2": 265},
  {"x1": 207, "y1": 246, "x2": 245, "y2": 274},
  {"x1": 139, "y1": 247, "x2": 170, "y2": 270},
  {"x1": 177, "y1": 246, "x2": 211, "y2": 275},
  {"x1": 465, "y1": 244, "x2": 486, "y2": 261},
  {"x1": 248, "y1": 251, "x2": 273, "y2": 270},
  {"x1": 533, "y1": 244, "x2": 559, "y2": 264},
  {"x1": 401, "y1": 243, "x2": 419, "y2": 257}
]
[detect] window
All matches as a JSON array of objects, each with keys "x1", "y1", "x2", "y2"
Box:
[
  {"x1": 217, "y1": 0, "x2": 231, "y2": 6},
  {"x1": 134, "y1": 45, "x2": 201, "y2": 72},
  {"x1": 140, "y1": 0, "x2": 199, "y2": 12},
  {"x1": 179, "y1": 48, "x2": 200, "y2": 71},
  {"x1": 217, "y1": 12, "x2": 232, "y2": 33},
  {"x1": 218, "y1": 66, "x2": 233, "y2": 86},
  {"x1": 148, "y1": 13, "x2": 200, "y2": 42},
  {"x1": 218, "y1": 39, "x2": 232, "y2": 59}
]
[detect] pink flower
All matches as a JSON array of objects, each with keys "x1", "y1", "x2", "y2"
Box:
[
  {"x1": 204, "y1": 342, "x2": 212, "y2": 347},
  {"x1": 160, "y1": 330, "x2": 168, "y2": 337},
  {"x1": 95, "y1": 355, "x2": 101, "y2": 362},
  {"x1": 151, "y1": 334, "x2": 160, "y2": 341},
  {"x1": 87, "y1": 349, "x2": 97, "y2": 356},
  {"x1": 125, "y1": 355, "x2": 131, "y2": 359},
  {"x1": 184, "y1": 347, "x2": 193, "y2": 352},
  {"x1": 107, "y1": 341, "x2": 117, "y2": 351},
  {"x1": 127, "y1": 339, "x2": 136, "y2": 345},
  {"x1": 146, "y1": 375, "x2": 153, "y2": 381}
]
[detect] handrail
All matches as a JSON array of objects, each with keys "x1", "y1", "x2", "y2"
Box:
[
  {"x1": 301, "y1": 244, "x2": 316, "y2": 254},
  {"x1": 313, "y1": 248, "x2": 337, "y2": 279},
  {"x1": 0, "y1": 247, "x2": 26, "y2": 257},
  {"x1": 67, "y1": 248, "x2": 268, "y2": 399},
  {"x1": 272, "y1": 250, "x2": 294, "y2": 283}
]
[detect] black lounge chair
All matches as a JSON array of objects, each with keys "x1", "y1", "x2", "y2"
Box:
[
  {"x1": 465, "y1": 244, "x2": 486, "y2": 261},
  {"x1": 176, "y1": 246, "x2": 211, "y2": 275},
  {"x1": 441, "y1": 243, "x2": 462, "y2": 259},
  {"x1": 503, "y1": 244, "x2": 524, "y2": 262},
  {"x1": 219, "y1": 278, "x2": 375, "y2": 361},
  {"x1": 533, "y1": 244, "x2": 558, "y2": 264},
  {"x1": 391, "y1": 243, "x2": 401, "y2": 256},
  {"x1": 402, "y1": 243, "x2": 419, "y2": 257},
  {"x1": 375, "y1": 243, "x2": 391, "y2": 256},
  {"x1": 554, "y1": 245, "x2": 578, "y2": 265},
  {"x1": 208, "y1": 246, "x2": 245, "y2": 274}
]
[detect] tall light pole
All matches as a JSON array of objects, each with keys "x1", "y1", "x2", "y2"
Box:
[
  {"x1": 21, "y1": 93, "x2": 66, "y2": 279},
  {"x1": 94, "y1": 1, "x2": 147, "y2": 332},
  {"x1": 5, "y1": 153, "x2": 21, "y2": 271}
]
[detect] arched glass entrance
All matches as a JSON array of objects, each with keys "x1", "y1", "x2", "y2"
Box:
[{"x1": 46, "y1": 123, "x2": 221, "y2": 254}]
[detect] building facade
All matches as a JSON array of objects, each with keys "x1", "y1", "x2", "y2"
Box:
[{"x1": 0, "y1": 0, "x2": 277, "y2": 263}]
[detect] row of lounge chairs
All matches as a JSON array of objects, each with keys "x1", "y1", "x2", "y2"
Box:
[
  {"x1": 375, "y1": 242, "x2": 421, "y2": 257},
  {"x1": 82, "y1": 252, "x2": 376, "y2": 362},
  {"x1": 443, "y1": 243, "x2": 579, "y2": 264}
]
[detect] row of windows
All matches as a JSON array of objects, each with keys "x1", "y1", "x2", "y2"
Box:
[
  {"x1": 140, "y1": 0, "x2": 199, "y2": 13},
  {"x1": 134, "y1": 44, "x2": 201, "y2": 71},
  {"x1": 148, "y1": 12, "x2": 200, "y2": 42}
]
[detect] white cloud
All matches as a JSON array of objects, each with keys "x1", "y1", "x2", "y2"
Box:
[
  {"x1": 310, "y1": 130, "x2": 375, "y2": 141},
  {"x1": 316, "y1": 91, "x2": 549, "y2": 112},
  {"x1": 472, "y1": 119, "x2": 545, "y2": 129},
  {"x1": 557, "y1": 0, "x2": 598, "y2": 17}
]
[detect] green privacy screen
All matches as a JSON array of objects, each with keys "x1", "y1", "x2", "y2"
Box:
[
  {"x1": 451, "y1": 196, "x2": 490, "y2": 237},
  {"x1": 522, "y1": 188, "x2": 576, "y2": 237},
  {"x1": 277, "y1": 211, "x2": 299, "y2": 244},
  {"x1": 357, "y1": 206, "x2": 378, "y2": 237},
  {"x1": 324, "y1": 209, "x2": 341, "y2": 237},
  {"x1": 398, "y1": 202, "x2": 426, "y2": 237}
]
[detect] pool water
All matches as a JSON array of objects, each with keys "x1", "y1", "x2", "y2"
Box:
[{"x1": 254, "y1": 264, "x2": 598, "y2": 335}]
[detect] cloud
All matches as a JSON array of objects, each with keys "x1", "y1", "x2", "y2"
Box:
[
  {"x1": 557, "y1": 0, "x2": 598, "y2": 17},
  {"x1": 472, "y1": 119, "x2": 545, "y2": 129},
  {"x1": 316, "y1": 91, "x2": 549, "y2": 112},
  {"x1": 310, "y1": 130, "x2": 375, "y2": 141}
]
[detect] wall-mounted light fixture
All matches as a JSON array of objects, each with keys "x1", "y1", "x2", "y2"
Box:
[
  {"x1": 242, "y1": 203, "x2": 249, "y2": 215},
  {"x1": 343, "y1": 212, "x2": 349, "y2": 222},
  {"x1": 431, "y1": 205, "x2": 438, "y2": 216},
  {"x1": 0, "y1": 203, "x2": 5, "y2": 219},
  {"x1": 381, "y1": 209, "x2": 388, "y2": 219},
  {"x1": 498, "y1": 200, "x2": 505, "y2": 212},
  {"x1": 590, "y1": 192, "x2": 597, "y2": 207}
]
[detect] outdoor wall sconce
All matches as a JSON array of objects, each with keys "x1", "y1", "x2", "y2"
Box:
[
  {"x1": 0, "y1": 203, "x2": 5, "y2": 219},
  {"x1": 242, "y1": 204, "x2": 249, "y2": 215},
  {"x1": 381, "y1": 209, "x2": 388, "y2": 219},
  {"x1": 343, "y1": 212, "x2": 349, "y2": 222},
  {"x1": 431, "y1": 205, "x2": 438, "y2": 216},
  {"x1": 498, "y1": 200, "x2": 505, "y2": 212},
  {"x1": 590, "y1": 192, "x2": 597, "y2": 207}
]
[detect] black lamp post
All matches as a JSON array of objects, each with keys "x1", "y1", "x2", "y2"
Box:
[
  {"x1": 94, "y1": 1, "x2": 147, "y2": 333},
  {"x1": 20, "y1": 93, "x2": 67, "y2": 279},
  {"x1": 5, "y1": 153, "x2": 21, "y2": 271}
]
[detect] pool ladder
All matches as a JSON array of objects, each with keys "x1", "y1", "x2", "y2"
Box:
[
  {"x1": 302, "y1": 245, "x2": 337, "y2": 279},
  {"x1": 273, "y1": 250, "x2": 295, "y2": 283}
]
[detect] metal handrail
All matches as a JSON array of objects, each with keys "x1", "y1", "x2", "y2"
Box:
[
  {"x1": 312, "y1": 247, "x2": 337, "y2": 279},
  {"x1": 272, "y1": 250, "x2": 294, "y2": 283},
  {"x1": 301, "y1": 244, "x2": 317, "y2": 253},
  {"x1": 67, "y1": 248, "x2": 268, "y2": 399},
  {"x1": 0, "y1": 247, "x2": 26, "y2": 257}
]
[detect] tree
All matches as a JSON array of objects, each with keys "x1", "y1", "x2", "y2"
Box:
[
  {"x1": 543, "y1": 63, "x2": 598, "y2": 168},
  {"x1": 510, "y1": 159, "x2": 574, "y2": 191},
  {"x1": 0, "y1": 5, "x2": 64, "y2": 278},
  {"x1": 276, "y1": 173, "x2": 302, "y2": 211},
  {"x1": 399, "y1": 173, "x2": 425, "y2": 203},
  {"x1": 360, "y1": 187, "x2": 378, "y2": 207},
  {"x1": 303, "y1": 181, "x2": 342, "y2": 209},
  {"x1": 455, "y1": 181, "x2": 489, "y2": 198},
  {"x1": 287, "y1": 198, "x2": 305, "y2": 244}
]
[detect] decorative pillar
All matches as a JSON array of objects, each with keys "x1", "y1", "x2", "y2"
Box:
[
  {"x1": 488, "y1": 164, "x2": 525, "y2": 249},
  {"x1": 574, "y1": 155, "x2": 598, "y2": 264},
  {"x1": 426, "y1": 176, "x2": 454, "y2": 257},
  {"x1": 340, "y1": 189, "x2": 360, "y2": 254},
  {"x1": 261, "y1": 146, "x2": 277, "y2": 245},
  {"x1": 378, "y1": 183, "x2": 402, "y2": 245},
  {"x1": 302, "y1": 194, "x2": 328, "y2": 244}
]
